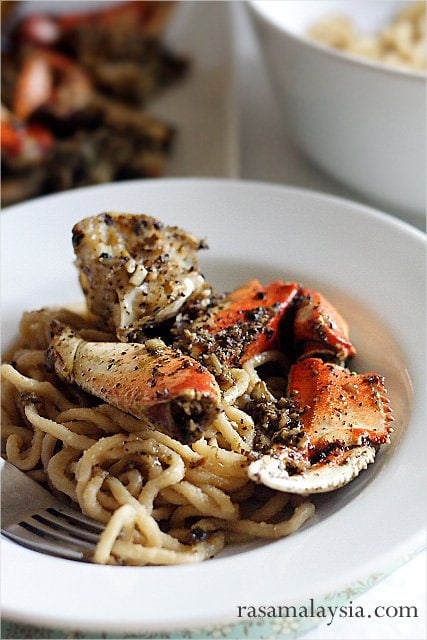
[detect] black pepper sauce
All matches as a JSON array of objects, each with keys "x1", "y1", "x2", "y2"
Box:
[{"x1": 176, "y1": 279, "x2": 299, "y2": 367}]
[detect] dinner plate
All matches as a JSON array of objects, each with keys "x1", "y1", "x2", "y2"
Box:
[
  {"x1": 5, "y1": 0, "x2": 239, "y2": 181},
  {"x1": 1, "y1": 179, "x2": 425, "y2": 632}
]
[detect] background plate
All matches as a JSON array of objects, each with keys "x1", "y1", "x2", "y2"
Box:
[{"x1": 6, "y1": 0, "x2": 239, "y2": 181}]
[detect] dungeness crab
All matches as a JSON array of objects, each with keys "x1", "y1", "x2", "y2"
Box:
[
  {"x1": 45, "y1": 212, "x2": 393, "y2": 496},
  {"x1": 248, "y1": 357, "x2": 392, "y2": 494}
]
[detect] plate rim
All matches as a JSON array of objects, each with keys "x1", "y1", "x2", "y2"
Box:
[
  {"x1": 1, "y1": 178, "x2": 426, "y2": 632},
  {"x1": 1, "y1": 177, "x2": 425, "y2": 242}
]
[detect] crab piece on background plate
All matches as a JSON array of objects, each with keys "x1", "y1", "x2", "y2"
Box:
[
  {"x1": 0, "y1": 108, "x2": 54, "y2": 205},
  {"x1": 14, "y1": 2, "x2": 187, "y2": 107},
  {"x1": 18, "y1": 1, "x2": 177, "y2": 44},
  {"x1": 12, "y1": 49, "x2": 94, "y2": 121},
  {"x1": 248, "y1": 357, "x2": 393, "y2": 495}
]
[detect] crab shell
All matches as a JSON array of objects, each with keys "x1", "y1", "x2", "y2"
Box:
[
  {"x1": 46, "y1": 325, "x2": 221, "y2": 443},
  {"x1": 176, "y1": 279, "x2": 299, "y2": 367},
  {"x1": 294, "y1": 288, "x2": 356, "y2": 361},
  {"x1": 248, "y1": 446, "x2": 376, "y2": 496},
  {"x1": 248, "y1": 358, "x2": 393, "y2": 494}
]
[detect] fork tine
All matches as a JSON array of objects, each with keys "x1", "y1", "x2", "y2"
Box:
[
  {"x1": 3, "y1": 525, "x2": 91, "y2": 561},
  {"x1": 17, "y1": 517, "x2": 97, "y2": 551},
  {"x1": 47, "y1": 505, "x2": 105, "y2": 533},
  {"x1": 32, "y1": 511, "x2": 100, "y2": 543},
  {"x1": 1, "y1": 460, "x2": 103, "y2": 561}
]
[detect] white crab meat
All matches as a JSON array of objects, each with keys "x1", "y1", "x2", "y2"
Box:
[{"x1": 72, "y1": 212, "x2": 208, "y2": 341}]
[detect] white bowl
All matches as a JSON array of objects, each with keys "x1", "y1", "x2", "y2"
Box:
[
  {"x1": 247, "y1": 0, "x2": 426, "y2": 223},
  {"x1": 1, "y1": 178, "x2": 425, "y2": 632}
]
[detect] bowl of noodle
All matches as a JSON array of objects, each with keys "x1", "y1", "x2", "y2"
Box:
[
  {"x1": 247, "y1": 1, "x2": 427, "y2": 225},
  {"x1": 1, "y1": 178, "x2": 425, "y2": 632}
]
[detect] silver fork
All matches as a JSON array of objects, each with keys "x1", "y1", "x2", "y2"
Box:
[{"x1": 1, "y1": 459, "x2": 104, "y2": 561}]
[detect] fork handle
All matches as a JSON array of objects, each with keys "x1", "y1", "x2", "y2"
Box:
[{"x1": 1, "y1": 459, "x2": 55, "y2": 528}]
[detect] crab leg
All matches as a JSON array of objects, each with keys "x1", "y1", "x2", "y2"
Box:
[
  {"x1": 294, "y1": 288, "x2": 356, "y2": 361},
  {"x1": 176, "y1": 279, "x2": 299, "y2": 367},
  {"x1": 248, "y1": 357, "x2": 393, "y2": 494},
  {"x1": 46, "y1": 327, "x2": 221, "y2": 443}
]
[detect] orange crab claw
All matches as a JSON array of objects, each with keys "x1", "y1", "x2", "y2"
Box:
[
  {"x1": 248, "y1": 357, "x2": 393, "y2": 494},
  {"x1": 178, "y1": 279, "x2": 299, "y2": 367},
  {"x1": 46, "y1": 327, "x2": 221, "y2": 443},
  {"x1": 294, "y1": 288, "x2": 356, "y2": 361}
]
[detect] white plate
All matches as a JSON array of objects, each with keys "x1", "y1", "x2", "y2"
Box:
[
  {"x1": 6, "y1": 0, "x2": 239, "y2": 180},
  {"x1": 1, "y1": 179, "x2": 425, "y2": 632}
]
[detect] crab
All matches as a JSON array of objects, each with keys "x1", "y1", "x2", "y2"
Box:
[
  {"x1": 11, "y1": 49, "x2": 93, "y2": 121},
  {"x1": 1, "y1": 108, "x2": 54, "y2": 164},
  {"x1": 72, "y1": 213, "x2": 209, "y2": 342},
  {"x1": 1, "y1": 3, "x2": 187, "y2": 205},
  {"x1": 49, "y1": 213, "x2": 394, "y2": 495},
  {"x1": 248, "y1": 357, "x2": 393, "y2": 494},
  {"x1": 174, "y1": 279, "x2": 299, "y2": 367},
  {"x1": 10, "y1": 1, "x2": 185, "y2": 109},
  {"x1": 294, "y1": 287, "x2": 356, "y2": 361},
  {"x1": 18, "y1": 2, "x2": 176, "y2": 45},
  {"x1": 172, "y1": 273, "x2": 393, "y2": 493},
  {"x1": 0, "y1": 107, "x2": 55, "y2": 205},
  {"x1": 46, "y1": 324, "x2": 221, "y2": 444}
]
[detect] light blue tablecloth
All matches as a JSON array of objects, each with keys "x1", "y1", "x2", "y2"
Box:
[{"x1": 2, "y1": 547, "x2": 424, "y2": 640}]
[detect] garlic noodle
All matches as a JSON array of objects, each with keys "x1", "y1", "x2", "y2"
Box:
[{"x1": 1, "y1": 307, "x2": 315, "y2": 565}]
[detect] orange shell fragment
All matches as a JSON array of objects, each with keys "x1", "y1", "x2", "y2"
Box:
[
  {"x1": 288, "y1": 357, "x2": 393, "y2": 454},
  {"x1": 248, "y1": 357, "x2": 393, "y2": 494},
  {"x1": 186, "y1": 279, "x2": 299, "y2": 366},
  {"x1": 294, "y1": 288, "x2": 356, "y2": 361}
]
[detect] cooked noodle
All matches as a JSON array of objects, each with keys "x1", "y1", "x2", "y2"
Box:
[{"x1": 1, "y1": 308, "x2": 314, "y2": 565}]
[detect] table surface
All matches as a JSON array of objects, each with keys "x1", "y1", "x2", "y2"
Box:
[{"x1": 2, "y1": 3, "x2": 425, "y2": 639}]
